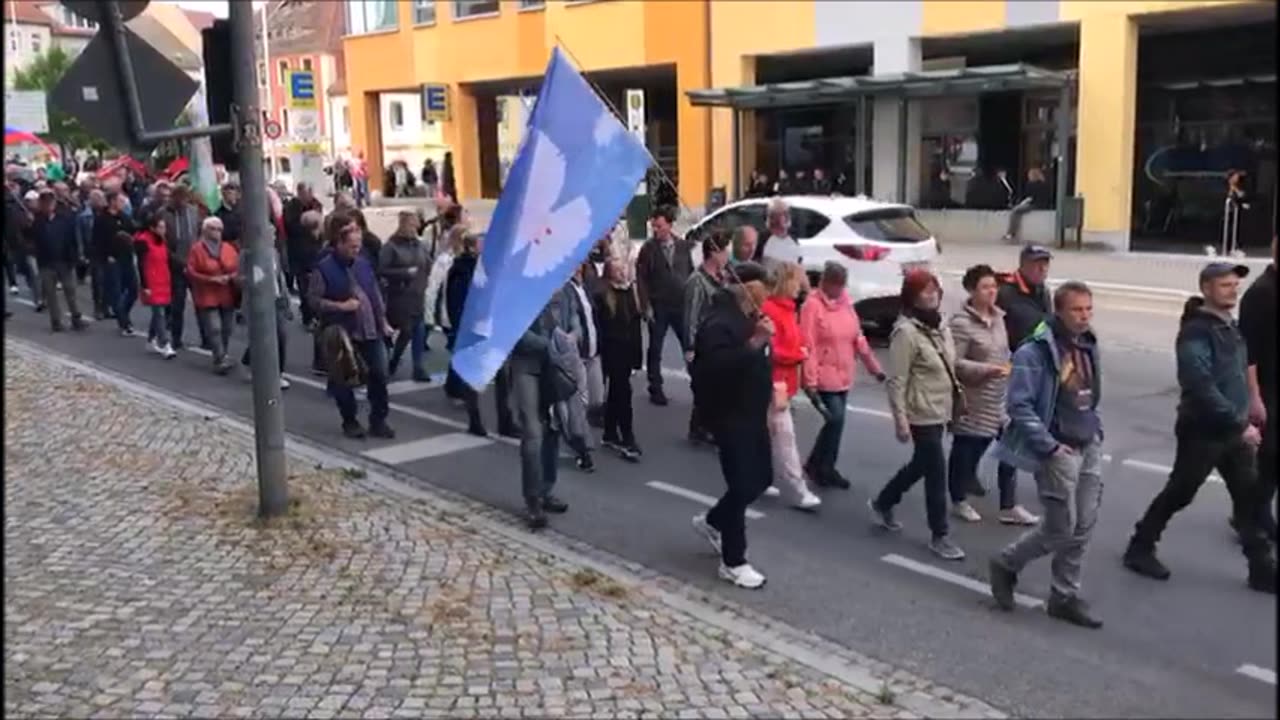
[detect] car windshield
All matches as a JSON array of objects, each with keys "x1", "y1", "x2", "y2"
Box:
[{"x1": 843, "y1": 208, "x2": 932, "y2": 243}]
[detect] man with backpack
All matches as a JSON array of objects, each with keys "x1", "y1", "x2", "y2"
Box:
[{"x1": 510, "y1": 288, "x2": 582, "y2": 530}]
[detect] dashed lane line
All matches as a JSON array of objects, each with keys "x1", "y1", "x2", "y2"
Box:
[
  {"x1": 880, "y1": 553, "x2": 1045, "y2": 610},
  {"x1": 647, "y1": 481, "x2": 766, "y2": 520},
  {"x1": 361, "y1": 432, "x2": 494, "y2": 464},
  {"x1": 1235, "y1": 664, "x2": 1277, "y2": 685}
]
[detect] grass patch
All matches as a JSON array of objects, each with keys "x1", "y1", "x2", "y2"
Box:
[{"x1": 875, "y1": 679, "x2": 896, "y2": 705}]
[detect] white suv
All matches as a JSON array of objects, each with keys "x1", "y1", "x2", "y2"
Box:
[{"x1": 686, "y1": 195, "x2": 940, "y2": 332}]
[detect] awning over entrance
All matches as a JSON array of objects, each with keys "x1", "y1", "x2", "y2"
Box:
[{"x1": 685, "y1": 63, "x2": 1075, "y2": 110}]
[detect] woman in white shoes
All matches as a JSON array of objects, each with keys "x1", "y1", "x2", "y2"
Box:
[
  {"x1": 690, "y1": 263, "x2": 774, "y2": 589},
  {"x1": 760, "y1": 263, "x2": 822, "y2": 511},
  {"x1": 947, "y1": 264, "x2": 1039, "y2": 526},
  {"x1": 134, "y1": 214, "x2": 177, "y2": 359}
]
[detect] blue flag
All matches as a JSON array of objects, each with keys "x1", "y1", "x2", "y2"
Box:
[{"x1": 451, "y1": 48, "x2": 651, "y2": 390}]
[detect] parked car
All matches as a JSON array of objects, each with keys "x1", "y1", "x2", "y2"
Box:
[{"x1": 685, "y1": 195, "x2": 940, "y2": 333}]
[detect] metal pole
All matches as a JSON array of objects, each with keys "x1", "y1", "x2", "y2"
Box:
[
  {"x1": 1054, "y1": 82, "x2": 1072, "y2": 248},
  {"x1": 260, "y1": 3, "x2": 277, "y2": 179},
  {"x1": 855, "y1": 97, "x2": 868, "y2": 196},
  {"x1": 230, "y1": 0, "x2": 289, "y2": 518},
  {"x1": 730, "y1": 108, "x2": 740, "y2": 199},
  {"x1": 896, "y1": 96, "x2": 908, "y2": 203}
]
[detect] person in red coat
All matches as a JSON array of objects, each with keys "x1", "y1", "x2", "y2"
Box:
[
  {"x1": 761, "y1": 263, "x2": 822, "y2": 510},
  {"x1": 134, "y1": 214, "x2": 176, "y2": 358}
]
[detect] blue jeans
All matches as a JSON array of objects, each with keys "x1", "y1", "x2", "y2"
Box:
[
  {"x1": 948, "y1": 433, "x2": 1018, "y2": 509},
  {"x1": 327, "y1": 338, "x2": 390, "y2": 426},
  {"x1": 805, "y1": 390, "x2": 847, "y2": 473},
  {"x1": 511, "y1": 370, "x2": 559, "y2": 504},
  {"x1": 875, "y1": 424, "x2": 949, "y2": 539},
  {"x1": 106, "y1": 259, "x2": 138, "y2": 330},
  {"x1": 147, "y1": 306, "x2": 170, "y2": 346}
]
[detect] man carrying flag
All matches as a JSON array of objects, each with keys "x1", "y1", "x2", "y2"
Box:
[{"x1": 448, "y1": 48, "x2": 651, "y2": 531}]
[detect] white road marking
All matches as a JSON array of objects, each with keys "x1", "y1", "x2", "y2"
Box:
[
  {"x1": 880, "y1": 553, "x2": 1045, "y2": 610},
  {"x1": 1122, "y1": 458, "x2": 1222, "y2": 484},
  {"x1": 362, "y1": 432, "x2": 493, "y2": 464},
  {"x1": 1235, "y1": 664, "x2": 1277, "y2": 685},
  {"x1": 385, "y1": 378, "x2": 442, "y2": 396},
  {"x1": 647, "y1": 481, "x2": 766, "y2": 520}
]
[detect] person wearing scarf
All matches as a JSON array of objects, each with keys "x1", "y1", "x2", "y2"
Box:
[{"x1": 869, "y1": 270, "x2": 966, "y2": 562}]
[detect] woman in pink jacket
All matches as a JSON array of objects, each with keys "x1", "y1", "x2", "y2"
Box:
[{"x1": 800, "y1": 261, "x2": 886, "y2": 488}]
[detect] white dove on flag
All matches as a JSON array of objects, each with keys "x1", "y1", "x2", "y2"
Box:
[
  {"x1": 509, "y1": 129, "x2": 592, "y2": 278},
  {"x1": 472, "y1": 254, "x2": 488, "y2": 288}
]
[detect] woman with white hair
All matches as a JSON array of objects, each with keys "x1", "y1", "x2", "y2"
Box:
[{"x1": 185, "y1": 216, "x2": 240, "y2": 374}]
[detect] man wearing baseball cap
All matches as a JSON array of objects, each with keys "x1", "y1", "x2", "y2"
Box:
[{"x1": 1125, "y1": 261, "x2": 1276, "y2": 594}]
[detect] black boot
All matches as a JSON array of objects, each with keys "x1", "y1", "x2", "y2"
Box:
[
  {"x1": 988, "y1": 558, "x2": 1018, "y2": 611},
  {"x1": 1046, "y1": 592, "x2": 1103, "y2": 629},
  {"x1": 1123, "y1": 541, "x2": 1172, "y2": 580},
  {"x1": 525, "y1": 500, "x2": 548, "y2": 530},
  {"x1": 1247, "y1": 558, "x2": 1277, "y2": 594}
]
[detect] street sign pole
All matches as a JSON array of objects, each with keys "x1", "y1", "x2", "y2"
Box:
[{"x1": 229, "y1": 0, "x2": 289, "y2": 517}]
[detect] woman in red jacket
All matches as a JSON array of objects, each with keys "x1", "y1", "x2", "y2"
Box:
[
  {"x1": 761, "y1": 263, "x2": 822, "y2": 510},
  {"x1": 134, "y1": 214, "x2": 176, "y2": 358}
]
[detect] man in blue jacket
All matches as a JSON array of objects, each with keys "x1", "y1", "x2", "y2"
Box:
[
  {"x1": 32, "y1": 190, "x2": 85, "y2": 332},
  {"x1": 1124, "y1": 263, "x2": 1276, "y2": 594},
  {"x1": 988, "y1": 281, "x2": 1104, "y2": 628}
]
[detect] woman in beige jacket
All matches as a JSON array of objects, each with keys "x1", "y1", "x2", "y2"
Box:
[
  {"x1": 869, "y1": 270, "x2": 966, "y2": 561},
  {"x1": 947, "y1": 264, "x2": 1039, "y2": 526}
]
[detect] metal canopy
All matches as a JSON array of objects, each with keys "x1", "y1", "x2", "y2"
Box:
[{"x1": 686, "y1": 63, "x2": 1075, "y2": 110}]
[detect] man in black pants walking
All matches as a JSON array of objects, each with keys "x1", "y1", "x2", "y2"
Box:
[
  {"x1": 690, "y1": 263, "x2": 774, "y2": 589},
  {"x1": 635, "y1": 206, "x2": 694, "y2": 406},
  {"x1": 1124, "y1": 262, "x2": 1276, "y2": 594}
]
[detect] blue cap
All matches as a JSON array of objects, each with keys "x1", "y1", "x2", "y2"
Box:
[
  {"x1": 1020, "y1": 245, "x2": 1053, "y2": 261},
  {"x1": 1199, "y1": 262, "x2": 1250, "y2": 284}
]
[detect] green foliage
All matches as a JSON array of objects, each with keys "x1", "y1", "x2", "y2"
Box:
[{"x1": 11, "y1": 46, "x2": 110, "y2": 154}]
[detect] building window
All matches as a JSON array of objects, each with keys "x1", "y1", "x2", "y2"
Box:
[
  {"x1": 59, "y1": 7, "x2": 97, "y2": 29},
  {"x1": 257, "y1": 62, "x2": 266, "y2": 87},
  {"x1": 346, "y1": 0, "x2": 398, "y2": 34},
  {"x1": 518, "y1": 0, "x2": 544, "y2": 9},
  {"x1": 277, "y1": 60, "x2": 290, "y2": 83},
  {"x1": 413, "y1": 0, "x2": 436, "y2": 24},
  {"x1": 389, "y1": 101, "x2": 405, "y2": 130},
  {"x1": 30, "y1": 33, "x2": 41, "y2": 54},
  {"x1": 278, "y1": 157, "x2": 292, "y2": 174},
  {"x1": 453, "y1": 0, "x2": 499, "y2": 20},
  {"x1": 341, "y1": 106, "x2": 350, "y2": 134},
  {"x1": 301, "y1": 58, "x2": 312, "y2": 72},
  {"x1": 8, "y1": 30, "x2": 19, "y2": 52},
  {"x1": 281, "y1": 109, "x2": 290, "y2": 134}
]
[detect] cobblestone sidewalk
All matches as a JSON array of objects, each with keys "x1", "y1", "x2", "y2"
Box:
[{"x1": 3, "y1": 347, "x2": 1001, "y2": 720}]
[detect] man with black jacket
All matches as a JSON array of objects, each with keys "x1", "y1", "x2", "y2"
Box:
[
  {"x1": 92, "y1": 191, "x2": 138, "y2": 335},
  {"x1": 635, "y1": 205, "x2": 694, "y2": 406},
  {"x1": 1239, "y1": 236, "x2": 1277, "y2": 541},
  {"x1": 1124, "y1": 263, "x2": 1276, "y2": 594},
  {"x1": 32, "y1": 191, "x2": 85, "y2": 331},
  {"x1": 283, "y1": 182, "x2": 324, "y2": 324},
  {"x1": 690, "y1": 262, "x2": 775, "y2": 589}
]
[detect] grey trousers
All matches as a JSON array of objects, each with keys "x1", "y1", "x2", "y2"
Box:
[
  {"x1": 998, "y1": 441, "x2": 1104, "y2": 599},
  {"x1": 512, "y1": 371, "x2": 559, "y2": 504},
  {"x1": 554, "y1": 352, "x2": 594, "y2": 452}
]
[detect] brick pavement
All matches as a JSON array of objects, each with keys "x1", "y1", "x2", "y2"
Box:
[{"x1": 3, "y1": 346, "x2": 1004, "y2": 720}]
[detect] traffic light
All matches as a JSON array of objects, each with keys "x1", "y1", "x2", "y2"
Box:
[{"x1": 201, "y1": 19, "x2": 237, "y2": 171}]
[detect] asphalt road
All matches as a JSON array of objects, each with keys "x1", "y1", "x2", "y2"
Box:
[{"x1": 4, "y1": 272, "x2": 1275, "y2": 719}]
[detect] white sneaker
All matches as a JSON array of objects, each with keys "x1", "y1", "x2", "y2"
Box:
[
  {"x1": 719, "y1": 562, "x2": 767, "y2": 589},
  {"x1": 692, "y1": 513, "x2": 722, "y2": 555},
  {"x1": 999, "y1": 505, "x2": 1040, "y2": 526},
  {"x1": 952, "y1": 501, "x2": 982, "y2": 523},
  {"x1": 160, "y1": 343, "x2": 177, "y2": 359},
  {"x1": 280, "y1": 377, "x2": 291, "y2": 390},
  {"x1": 763, "y1": 486, "x2": 781, "y2": 498},
  {"x1": 8, "y1": 285, "x2": 18, "y2": 295},
  {"x1": 793, "y1": 491, "x2": 822, "y2": 511},
  {"x1": 146, "y1": 339, "x2": 163, "y2": 355}
]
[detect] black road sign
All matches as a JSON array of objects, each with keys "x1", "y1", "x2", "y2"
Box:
[
  {"x1": 61, "y1": 0, "x2": 149, "y2": 23},
  {"x1": 50, "y1": 25, "x2": 198, "y2": 151}
]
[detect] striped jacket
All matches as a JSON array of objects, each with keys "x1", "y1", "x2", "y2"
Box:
[{"x1": 949, "y1": 303, "x2": 1011, "y2": 437}]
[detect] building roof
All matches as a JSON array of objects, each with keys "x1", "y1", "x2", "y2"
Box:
[
  {"x1": 2, "y1": 1, "x2": 96, "y2": 37},
  {"x1": 255, "y1": 0, "x2": 343, "y2": 58},
  {"x1": 687, "y1": 63, "x2": 1075, "y2": 110}
]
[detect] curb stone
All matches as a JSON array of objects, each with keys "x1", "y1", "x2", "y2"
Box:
[{"x1": 7, "y1": 338, "x2": 1008, "y2": 720}]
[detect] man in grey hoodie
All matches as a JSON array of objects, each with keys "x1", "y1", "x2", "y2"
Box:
[{"x1": 160, "y1": 185, "x2": 202, "y2": 349}]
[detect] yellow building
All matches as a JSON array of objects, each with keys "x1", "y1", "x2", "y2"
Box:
[{"x1": 342, "y1": 0, "x2": 1275, "y2": 252}]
